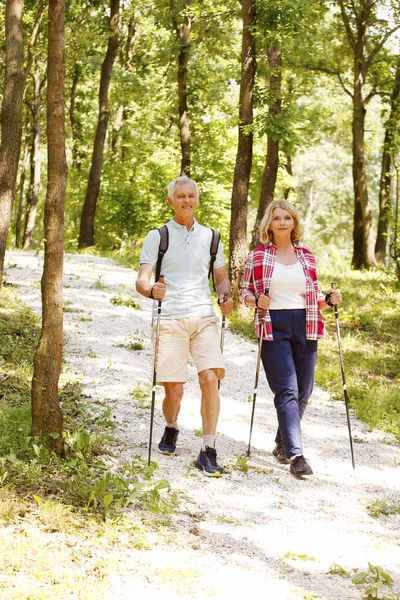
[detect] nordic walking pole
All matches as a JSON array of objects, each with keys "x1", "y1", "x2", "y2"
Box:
[
  {"x1": 218, "y1": 292, "x2": 229, "y2": 391},
  {"x1": 247, "y1": 288, "x2": 269, "y2": 458},
  {"x1": 148, "y1": 275, "x2": 164, "y2": 466},
  {"x1": 331, "y1": 282, "x2": 356, "y2": 470}
]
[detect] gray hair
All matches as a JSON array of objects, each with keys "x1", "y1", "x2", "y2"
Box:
[{"x1": 167, "y1": 176, "x2": 199, "y2": 199}]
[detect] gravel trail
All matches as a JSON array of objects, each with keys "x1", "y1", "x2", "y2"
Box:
[{"x1": 5, "y1": 250, "x2": 400, "y2": 600}]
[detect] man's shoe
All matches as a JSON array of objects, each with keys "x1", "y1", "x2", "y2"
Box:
[
  {"x1": 272, "y1": 442, "x2": 290, "y2": 464},
  {"x1": 195, "y1": 446, "x2": 223, "y2": 477},
  {"x1": 290, "y1": 455, "x2": 313, "y2": 478},
  {"x1": 157, "y1": 427, "x2": 179, "y2": 455}
]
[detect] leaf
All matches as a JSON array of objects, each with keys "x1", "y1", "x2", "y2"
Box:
[
  {"x1": 33, "y1": 495, "x2": 43, "y2": 507},
  {"x1": 352, "y1": 572, "x2": 368, "y2": 584}
]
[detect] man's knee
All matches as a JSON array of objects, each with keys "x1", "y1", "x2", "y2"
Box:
[
  {"x1": 163, "y1": 383, "x2": 184, "y2": 405},
  {"x1": 198, "y1": 369, "x2": 218, "y2": 391}
]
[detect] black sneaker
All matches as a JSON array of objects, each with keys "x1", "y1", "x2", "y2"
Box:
[
  {"x1": 290, "y1": 455, "x2": 313, "y2": 478},
  {"x1": 195, "y1": 446, "x2": 223, "y2": 477},
  {"x1": 157, "y1": 427, "x2": 179, "y2": 455},
  {"x1": 272, "y1": 442, "x2": 290, "y2": 464}
]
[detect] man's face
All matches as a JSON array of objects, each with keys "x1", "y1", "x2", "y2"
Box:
[{"x1": 168, "y1": 182, "x2": 199, "y2": 221}]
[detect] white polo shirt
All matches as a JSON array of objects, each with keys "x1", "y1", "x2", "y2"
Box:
[{"x1": 140, "y1": 219, "x2": 225, "y2": 319}]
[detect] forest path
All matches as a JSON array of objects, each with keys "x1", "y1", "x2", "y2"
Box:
[{"x1": 5, "y1": 250, "x2": 400, "y2": 600}]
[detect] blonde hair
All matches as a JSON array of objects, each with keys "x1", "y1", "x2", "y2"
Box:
[{"x1": 259, "y1": 200, "x2": 303, "y2": 244}]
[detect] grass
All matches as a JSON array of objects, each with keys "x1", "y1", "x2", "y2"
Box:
[
  {"x1": 0, "y1": 286, "x2": 179, "y2": 598},
  {"x1": 110, "y1": 293, "x2": 141, "y2": 309},
  {"x1": 229, "y1": 266, "x2": 400, "y2": 441}
]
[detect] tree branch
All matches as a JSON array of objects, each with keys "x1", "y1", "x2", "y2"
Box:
[
  {"x1": 338, "y1": 0, "x2": 355, "y2": 49},
  {"x1": 367, "y1": 24, "x2": 400, "y2": 70},
  {"x1": 305, "y1": 63, "x2": 353, "y2": 98},
  {"x1": 338, "y1": 72, "x2": 353, "y2": 99}
]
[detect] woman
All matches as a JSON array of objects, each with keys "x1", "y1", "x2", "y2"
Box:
[{"x1": 241, "y1": 200, "x2": 341, "y2": 478}]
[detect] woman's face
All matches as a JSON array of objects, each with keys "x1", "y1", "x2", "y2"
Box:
[{"x1": 269, "y1": 207, "x2": 295, "y2": 239}]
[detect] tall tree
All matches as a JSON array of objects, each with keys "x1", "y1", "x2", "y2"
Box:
[
  {"x1": 0, "y1": 0, "x2": 25, "y2": 284},
  {"x1": 338, "y1": 0, "x2": 400, "y2": 268},
  {"x1": 31, "y1": 0, "x2": 67, "y2": 455},
  {"x1": 23, "y1": 58, "x2": 42, "y2": 249},
  {"x1": 170, "y1": 0, "x2": 193, "y2": 176},
  {"x1": 251, "y1": 41, "x2": 282, "y2": 248},
  {"x1": 78, "y1": 0, "x2": 120, "y2": 248},
  {"x1": 229, "y1": 0, "x2": 256, "y2": 305},
  {"x1": 375, "y1": 55, "x2": 400, "y2": 264}
]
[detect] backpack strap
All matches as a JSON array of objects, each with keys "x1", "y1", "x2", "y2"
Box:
[
  {"x1": 208, "y1": 228, "x2": 221, "y2": 292},
  {"x1": 155, "y1": 225, "x2": 169, "y2": 283}
]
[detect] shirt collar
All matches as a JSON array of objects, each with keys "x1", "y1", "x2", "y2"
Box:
[{"x1": 169, "y1": 218, "x2": 197, "y2": 232}]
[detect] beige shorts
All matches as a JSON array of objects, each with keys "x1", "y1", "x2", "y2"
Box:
[{"x1": 153, "y1": 315, "x2": 225, "y2": 383}]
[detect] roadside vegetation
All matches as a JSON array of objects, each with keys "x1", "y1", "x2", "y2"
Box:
[
  {"x1": 229, "y1": 265, "x2": 400, "y2": 442},
  {"x1": 0, "y1": 285, "x2": 178, "y2": 598}
]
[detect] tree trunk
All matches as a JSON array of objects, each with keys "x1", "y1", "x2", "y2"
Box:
[
  {"x1": 352, "y1": 57, "x2": 375, "y2": 268},
  {"x1": 31, "y1": 0, "x2": 67, "y2": 455},
  {"x1": 15, "y1": 118, "x2": 31, "y2": 247},
  {"x1": 283, "y1": 153, "x2": 293, "y2": 199},
  {"x1": 171, "y1": 0, "x2": 192, "y2": 176},
  {"x1": 111, "y1": 104, "x2": 124, "y2": 157},
  {"x1": 229, "y1": 0, "x2": 256, "y2": 306},
  {"x1": 69, "y1": 61, "x2": 82, "y2": 169},
  {"x1": 78, "y1": 0, "x2": 120, "y2": 248},
  {"x1": 23, "y1": 59, "x2": 41, "y2": 249},
  {"x1": 338, "y1": 0, "x2": 376, "y2": 268},
  {"x1": 375, "y1": 131, "x2": 391, "y2": 265},
  {"x1": 251, "y1": 43, "x2": 282, "y2": 249},
  {"x1": 375, "y1": 56, "x2": 400, "y2": 264},
  {"x1": 0, "y1": 0, "x2": 25, "y2": 284}
]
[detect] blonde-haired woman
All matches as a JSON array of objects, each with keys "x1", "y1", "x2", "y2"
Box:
[{"x1": 241, "y1": 200, "x2": 341, "y2": 478}]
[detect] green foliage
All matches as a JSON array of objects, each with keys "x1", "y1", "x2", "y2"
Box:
[
  {"x1": 110, "y1": 293, "x2": 140, "y2": 309},
  {"x1": 131, "y1": 381, "x2": 153, "y2": 409},
  {"x1": 282, "y1": 551, "x2": 315, "y2": 562},
  {"x1": 316, "y1": 267, "x2": 400, "y2": 440},
  {"x1": 328, "y1": 563, "x2": 351, "y2": 578},
  {"x1": 114, "y1": 336, "x2": 144, "y2": 351},
  {"x1": 367, "y1": 499, "x2": 400, "y2": 520},
  {"x1": 352, "y1": 563, "x2": 399, "y2": 600},
  {"x1": 0, "y1": 288, "x2": 177, "y2": 528}
]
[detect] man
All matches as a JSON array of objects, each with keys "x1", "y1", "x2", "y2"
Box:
[{"x1": 135, "y1": 176, "x2": 233, "y2": 477}]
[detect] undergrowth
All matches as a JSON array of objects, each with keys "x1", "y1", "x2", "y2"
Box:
[
  {"x1": 0, "y1": 286, "x2": 178, "y2": 598},
  {"x1": 229, "y1": 266, "x2": 400, "y2": 441}
]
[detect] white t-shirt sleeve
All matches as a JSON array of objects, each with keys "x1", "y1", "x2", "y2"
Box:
[
  {"x1": 139, "y1": 229, "x2": 160, "y2": 266},
  {"x1": 215, "y1": 237, "x2": 225, "y2": 269}
]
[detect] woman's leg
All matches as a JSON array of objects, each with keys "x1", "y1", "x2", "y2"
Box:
[
  {"x1": 291, "y1": 309, "x2": 318, "y2": 421},
  {"x1": 261, "y1": 311, "x2": 302, "y2": 458}
]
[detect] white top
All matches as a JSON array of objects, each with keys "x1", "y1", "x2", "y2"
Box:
[
  {"x1": 140, "y1": 219, "x2": 225, "y2": 319},
  {"x1": 268, "y1": 260, "x2": 307, "y2": 310}
]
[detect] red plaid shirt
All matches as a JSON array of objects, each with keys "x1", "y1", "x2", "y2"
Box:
[{"x1": 240, "y1": 243, "x2": 326, "y2": 341}]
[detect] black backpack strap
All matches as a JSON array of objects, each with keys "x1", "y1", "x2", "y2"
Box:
[
  {"x1": 208, "y1": 228, "x2": 221, "y2": 292},
  {"x1": 155, "y1": 225, "x2": 169, "y2": 282}
]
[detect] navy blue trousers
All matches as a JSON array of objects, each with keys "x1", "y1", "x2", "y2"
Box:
[{"x1": 260, "y1": 309, "x2": 317, "y2": 458}]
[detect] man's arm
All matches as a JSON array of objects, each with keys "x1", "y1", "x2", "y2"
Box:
[
  {"x1": 214, "y1": 266, "x2": 233, "y2": 316},
  {"x1": 135, "y1": 264, "x2": 167, "y2": 301}
]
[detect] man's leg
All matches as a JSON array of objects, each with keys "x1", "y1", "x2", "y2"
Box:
[
  {"x1": 199, "y1": 368, "x2": 220, "y2": 439},
  {"x1": 190, "y1": 316, "x2": 224, "y2": 476},
  {"x1": 162, "y1": 382, "x2": 185, "y2": 425},
  {"x1": 156, "y1": 318, "x2": 189, "y2": 455}
]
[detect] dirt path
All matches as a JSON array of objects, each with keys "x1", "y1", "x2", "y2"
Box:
[{"x1": 5, "y1": 250, "x2": 400, "y2": 600}]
